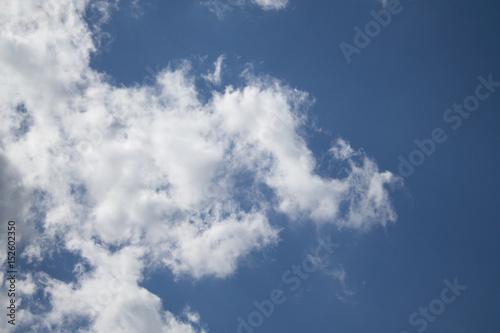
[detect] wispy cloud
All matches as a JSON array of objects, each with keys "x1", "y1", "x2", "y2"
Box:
[
  {"x1": 202, "y1": 0, "x2": 234, "y2": 20},
  {"x1": 326, "y1": 265, "x2": 355, "y2": 301},
  {"x1": 202, "y1": 0, "x2": 289, "y2": 20},
  {"x1": 202, "y1": 55, "x2": 225, "y2": 85},
  {"x1": 251, "y1": 0, "x2": 289, "y2": 11}
]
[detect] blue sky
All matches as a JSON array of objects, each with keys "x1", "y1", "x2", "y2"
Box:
[{"x1": 1, "y1": 0, "x2": 500, "y2": 332}]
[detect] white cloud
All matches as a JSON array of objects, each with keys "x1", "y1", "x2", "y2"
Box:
[
  {"x1": 251, "y1": 0, "x2": 289, "y2": 11},
  {"x1": 201, "y1": 0, "x2": 233, "y2": 20},
  {"x1": 202, "y1": 0, "x2": 288, "y2": 21},
  {"x1": 202, "y1": 55, "x2": 225, "y2": 85},
  {"x1": 158, "y1": 203, "x2": 280, "y2": 279},
  {"x1": 0, "y1": 0, "x2": 398, "y2": 331},
  {"x1": 329, "y1": 138, "x2": 355, "y2": 160},
  {"x1": 327, "y1": 265, "x2": 355, "y2": 301},
  {"x1": 0, "y1": 155, "x2": 33, "y2": 266}
]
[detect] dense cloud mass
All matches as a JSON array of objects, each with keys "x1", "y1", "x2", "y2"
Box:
[{"x1": 0, "y1": 0, "x2": 398, "y2": 331}]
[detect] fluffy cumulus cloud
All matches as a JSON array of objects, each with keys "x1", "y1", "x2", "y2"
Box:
[{"x1": 0, "y1": 0, "x2": 398, "y2": 331}]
